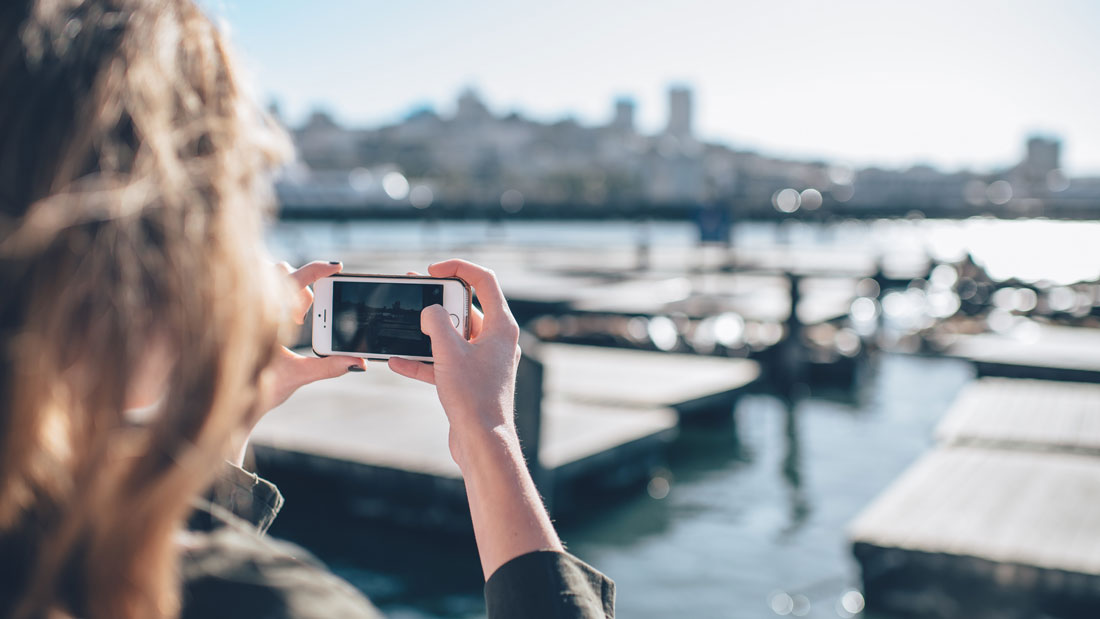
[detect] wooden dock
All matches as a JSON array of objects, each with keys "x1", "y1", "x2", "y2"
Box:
[
  {"x1": 936, "y1": 378, "x2": 1100, "y2": 456},
  {"x1": 851, "y1": 446, "x2": 1100, "y2": 618},
  {"x1": 250, "y1": 343, "x2": 758, "y2": 527},
  {"x1": 505, "y1": 271, "x2": 860, "y2": 325},
  {"x1": 541, "y1": 343, "x2": 758, "y2": 417},
  {"x1": 851, "y1": 375, "x2": 1100, "y2": 618},
  {"x1": 945, "y1": 323, "x2": 1100, "y2": 383},
  {"x1": 250, "y1": 363, "x2": 678, "y2": 527}
]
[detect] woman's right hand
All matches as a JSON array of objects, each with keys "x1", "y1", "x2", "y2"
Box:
[
  {"x1": 387, "y1": 259, "x2": 522, "y2": 468},
  {"x1": 388, "y1": 259, "x2": 562, "y2": 579}
]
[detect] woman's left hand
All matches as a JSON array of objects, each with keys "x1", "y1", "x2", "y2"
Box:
[{"x1": 258, "y1": 261, "x2": 366, "y2": 416}]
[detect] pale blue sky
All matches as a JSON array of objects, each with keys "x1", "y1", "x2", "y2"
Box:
[{"x1": 212, "y1": 1, "x2": 1100, "y2": 175}]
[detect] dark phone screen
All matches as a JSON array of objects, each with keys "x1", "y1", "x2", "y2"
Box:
[{"x1": 331, "y1": 281, "x2": 444, "y2": 356}]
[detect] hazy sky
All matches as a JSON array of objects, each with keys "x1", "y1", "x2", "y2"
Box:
[{"x1": 214, "y1": 0, "x2": 1100, "y2": 175}]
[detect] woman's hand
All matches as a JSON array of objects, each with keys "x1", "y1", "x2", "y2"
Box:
[
  {"x1": 388, "y1": 259, "x2": 562, "y2": 579},
  {"x1": 257, "y1": 261, "x2": 367, "y2": 417},
  {"x1": 233, "y1": 261, "x2": 366, "y2": 467},
  {"x1": 389, "y1": 259, "x2": 521, "y2": 468},
  {"x1": 387, "y1": 259, "x2": 521, "y2": 467}
]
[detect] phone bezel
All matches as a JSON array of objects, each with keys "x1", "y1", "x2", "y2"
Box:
[{"x1": 311, "y1": 273, "x2": 471, "y2": 362}]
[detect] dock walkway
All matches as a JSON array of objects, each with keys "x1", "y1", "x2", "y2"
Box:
[
  {"x1": 251, "y1": 364, "x2": 678, "y2": 527},
  {"x1": 541, "y1": 343, "x2": 759, "y2": 418},
  {"x1": 251, "y1": 344, "x2": 759, "y2": 527},
  {"x1": 945, "y1": 323, "x2": 1100, "y2": 383},
  {"x1": 935, "y1": 378, "x2": 1100, "y2": 456},
  {"x1": 850, "y1": 446, "x2": 1100, "y2": 618},
  {"x1": 850, "y1": 374, "x2": 1100, "y2": 618}
]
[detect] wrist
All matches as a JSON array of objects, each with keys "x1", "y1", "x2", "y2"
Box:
[{"x1": 450, "y1": 421, "x2": 521, "y2": 474}]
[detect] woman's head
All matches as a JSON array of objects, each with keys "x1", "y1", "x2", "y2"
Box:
[{"x1": 0, "y1": 0, "x2": 291, "y2": 617}]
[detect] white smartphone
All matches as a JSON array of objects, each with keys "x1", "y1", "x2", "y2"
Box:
[{"x1": 312, "y1": 273, "x2": 471, "y2": 362}]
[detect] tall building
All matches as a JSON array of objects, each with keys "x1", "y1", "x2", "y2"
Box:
[
  {"x1": 666, "y1": 85, "x2": 693, "y2": 138},
  {"x1": 455, "y1": 87, "x2": 492, "y2": 122},
  {"x1": 1025, "y1": 136, "x2": 1060, "y2": 179},
  {"x1": 611, "y1": 97, "x2": 635, "y2": 132}
]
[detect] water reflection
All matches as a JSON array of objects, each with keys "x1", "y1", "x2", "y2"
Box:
[{"x1": 779, "y1": 395, "x2": 811, "y2": 541}]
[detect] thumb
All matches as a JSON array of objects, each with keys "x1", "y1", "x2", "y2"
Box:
[
  {"x1": 421, "y1": 304, "x2": 465, "y2": 353},
  {"x1": 307, "y1": 354, "x2": 366, "y2": 382}
]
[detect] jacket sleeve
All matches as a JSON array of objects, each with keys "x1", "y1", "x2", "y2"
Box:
[
  {"x1": 200, "y1": 462, "x2": 285, "y2": 534},
  {"x1": 484, "y1": 550, "x2": 615, "y2": 619}
]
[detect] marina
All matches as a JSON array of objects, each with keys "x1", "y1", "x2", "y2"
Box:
[{"x1": 258, "y1": 218, "x2": 1100, "y2": 618}]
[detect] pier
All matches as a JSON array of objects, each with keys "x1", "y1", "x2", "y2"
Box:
[
  {"x1": 945, "y1": 323, "x2": 1100, "y2": 383},
  {"x1": 850, "y1": 375, "x2": 1100, "y2": 618},
  {"x1": 850, "y1": 445, "x2": 1100, "y2": 619},
  {"x1": 935, "y1": 378, "x2": 1100, "y2": 455},
  {"x1": 251, "y1": 341, "x2": 759, "y2": 528}
]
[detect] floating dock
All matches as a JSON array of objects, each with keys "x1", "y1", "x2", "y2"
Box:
[
  {"x1": 850, "y1": 375, "x2": 1100, "y2": 618},
  {"x1": 540, "y1": 343, "x2": 759, "y2": 419},
  {"x1": 945, "y1": 324, "x2": 1100, "y2": 383},
  {"x1": 935, "y1": 378, "x2": 1100, "y2": 456},
  {"x1": 850, "y1": 445, "x2": 1100, "y2": 619},
  {"x1": 251, "y1": 343, "x2": 759, "y2": 528}
]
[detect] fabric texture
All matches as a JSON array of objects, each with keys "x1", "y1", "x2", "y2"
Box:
[
  {"x1": 485, "y1": 550, "x2": 616, "y2": 619},
  {"x1": 180, "y1": 504, "x2": 383, "y2": 619},
  {"x1": 179, "y1": 463, "x2": 615, "y2": 618}
]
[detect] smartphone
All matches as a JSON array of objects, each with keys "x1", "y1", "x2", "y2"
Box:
[{"x1": 312, "y1": 274, "x2": 471, "y2": 362}]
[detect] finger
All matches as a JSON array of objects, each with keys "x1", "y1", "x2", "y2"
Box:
[
  {"x1": 412, "y1": 267, "x2": 479, "y2": 338},
  {"x1": 285, "y1": 350, "x2": 363, "y2": 382},
  {"x1": 388, "y1": 357, "x2": 436, "y2": 385},
  {"x1": 303, "y1": 354, "x2": 366, "y2": 382},
  {"x1": 421, "y1": 304, "x2": 466, "y2": 352},
  {"x1": 469, "y1": 305, "x2": 484, "y2": 339},
  {"x1": 426, "y1": 259, "x2": 510, "y2": 324},
  {"x1": 291, "y1": 261, "x2": 343, "y2": 288},
  {"x1": 265, "y1": 349, "x2": 365, "y2": 410},
  {"x1": 293, "y1": 286, "x2": 313, "y2": 324}
]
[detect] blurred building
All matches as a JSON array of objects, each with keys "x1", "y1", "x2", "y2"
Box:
[
  {"x1": 665, "y1": 86, "x2": 693, "y2": 139},
  {"x1": 277, "y1": 87, "x2": 1100, "y2": 218}
]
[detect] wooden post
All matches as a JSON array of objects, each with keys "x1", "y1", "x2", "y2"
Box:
[
  {"x1": 514, "y1": 330, "x2": 549, "y2": 509},
  {"x1": 778, "y1": 271, "x2": 806, "y2": 394}
]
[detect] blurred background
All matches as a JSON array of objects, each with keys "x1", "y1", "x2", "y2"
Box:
[{"x1": 213, "y1": 1, "x2": 1100, "y2": 617}]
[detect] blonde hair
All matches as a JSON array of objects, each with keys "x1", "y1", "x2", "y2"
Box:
[{"x1": 0, "y1": 1, "x2": 292, "y2": 617}]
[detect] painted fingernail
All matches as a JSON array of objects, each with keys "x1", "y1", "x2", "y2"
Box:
[
  {"x1": 348, "y1": 365, "x2": 365, "y2": 372},
  {"x1": 329, "y1": 261, "x2": 341, "y2": 265}
]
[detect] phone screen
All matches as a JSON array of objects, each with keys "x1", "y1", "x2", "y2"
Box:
[{"x1": 331, "y1": 281, "x2": 444, "y2": 356}]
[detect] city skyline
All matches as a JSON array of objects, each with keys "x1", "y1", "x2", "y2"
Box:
[{"x1": 215, "y1": 0, "x2": 1100, "y2": 175}]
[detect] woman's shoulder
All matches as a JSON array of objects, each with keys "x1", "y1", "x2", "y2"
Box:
[{"x1": 178, "y1": 510, "x2": 383, "y2": 619}]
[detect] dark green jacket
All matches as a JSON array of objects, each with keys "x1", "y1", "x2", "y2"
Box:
[{"x1": 181, "y1": 464, "x2": 615, "y2": 618}]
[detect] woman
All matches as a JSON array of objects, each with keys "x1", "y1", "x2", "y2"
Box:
[{"x1": 0, "y1": 1, "x2": 614, "y2": 618}]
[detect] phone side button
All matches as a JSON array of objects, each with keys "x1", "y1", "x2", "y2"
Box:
[{"x1": 449, "y1": 313, "x2": 460, "y2": 328}]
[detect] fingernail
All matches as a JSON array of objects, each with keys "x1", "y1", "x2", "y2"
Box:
[
  {"x1": 329, "y1": 261, "x2": 341, "y2": 265},
  {"x1": 348, "y1": 365, "x2": 365, "y2": 372}
]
